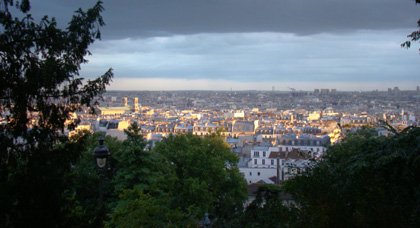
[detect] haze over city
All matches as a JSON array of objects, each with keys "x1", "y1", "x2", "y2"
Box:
[{"x1": 27, "y1": 0, "x2": 420, "y2": 90}]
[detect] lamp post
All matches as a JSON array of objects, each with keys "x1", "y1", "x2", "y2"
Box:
[
  {"x1": 93, "y1": 137, "x2": 110, "y2": 226},
  {"x1": 200, "y1": 213, "x2": 211, "y2": 227}
]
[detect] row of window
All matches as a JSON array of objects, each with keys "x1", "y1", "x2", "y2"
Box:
[
  {"x1": 253, "y1": 151, "x2": 266, "y2": 157},
  {"x1": 254, "y1": 159, "x2": 276, "y2": 165},
  {"x1": 249, "y1": 171, "x2": 261, "y2": 176},
  {"x1": 253, "y1": 147, "x2": 324, "y2": 157},
  {"x1": 278, "y1": 140, "x2": 322, "y2": 146}
]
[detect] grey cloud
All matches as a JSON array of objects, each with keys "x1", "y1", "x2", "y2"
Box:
[
  {"x1": 81, "y1": 31, "x2": 419, "y2": 83},
  {"x1": 29, "y1": 0, "x2": 419, "y2": 39}
]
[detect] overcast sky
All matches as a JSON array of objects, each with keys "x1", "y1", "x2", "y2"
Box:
[{"x1": 28, "y1": 0, "x2": 420, "y2": 91}]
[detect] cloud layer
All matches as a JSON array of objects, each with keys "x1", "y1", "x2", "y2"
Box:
[
  {"x1": 81, "y1": 30, "x2": 419, "y2": 89},
  {"x1": 25, "y1": 0, "x2": 420, "y2": 90},
  {"x1": 30, "y1": 0, "x2": 419, "y2": 38}
]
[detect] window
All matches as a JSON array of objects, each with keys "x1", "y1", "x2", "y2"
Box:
[
  {"x1": 257, "y1": 172, "x2": 260, "y2": 176},
  {"x1": 262, "y1": 159, "x2": 265, "y2": 165},
  {"x1": 249, "y1": 172, "x2": 252, "y2": 176},
  {"x1": 263, "y1": 151, "x2": 266, "y2": 157},
  {"x1": 253, "y1": 151, "x2": 260, "y2": 157},
  {"x1": 271, "y1": 159, "x2": 274, "y2": 165},
  {"x1": 254, "y1": 159, "x2": 257, "y2": 165}
]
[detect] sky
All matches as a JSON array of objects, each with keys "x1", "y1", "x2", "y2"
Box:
[{"x1": 27, "y1": 0, "x2": 420, "y2": 91}]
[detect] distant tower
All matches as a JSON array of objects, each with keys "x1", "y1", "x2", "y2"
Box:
[
  {"x1": 133, "y1": 97, "x2": 140, "y2": 113},
  {"x1": 123, "y1": 97, "x2": 128, "y2": 107}
]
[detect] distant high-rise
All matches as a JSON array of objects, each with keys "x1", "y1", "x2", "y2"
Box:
[
  {"x1": 320, "y1": 89, "x2": 330, "y2": 94},
  {"x1": 133, "y1": 97, "x2": 140, "y2": 113},
  {"x1": 123, "y1": 97, "x2": 128, "y2": 107}
]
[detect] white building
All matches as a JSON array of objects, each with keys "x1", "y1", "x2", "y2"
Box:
[{"x1": 239, "y1": 145, "x2": 314, "y2": 184}]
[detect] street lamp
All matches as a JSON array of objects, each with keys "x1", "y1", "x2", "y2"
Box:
[
  {"x1": 93, "y1": 136, "x2": 111, "y2": 227},
  {"x1": 94, "y1": 137, "x2": 110, "y2": 169}
]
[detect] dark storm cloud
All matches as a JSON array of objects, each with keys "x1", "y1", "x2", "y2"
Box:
[{"x1": 29, "y1": 0, "x2": 419, "y2": 39}]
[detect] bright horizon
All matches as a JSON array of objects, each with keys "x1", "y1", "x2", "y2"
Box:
[{"x1": 105, "y1": 77, "x2": 418, "y2": 92}]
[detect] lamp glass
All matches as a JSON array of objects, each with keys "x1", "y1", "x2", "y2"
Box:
[{"x1": 96, "y1": 157, "x2": 107, "y2": 168}]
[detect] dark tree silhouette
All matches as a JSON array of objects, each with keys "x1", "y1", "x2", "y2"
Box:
[{"x1": 0, "y1": 0, "x2": 112, "y2": 226}]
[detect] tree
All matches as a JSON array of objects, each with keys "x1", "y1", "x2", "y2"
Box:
[
  {"x1": 0, "y1": 0, "x2": 112, "y2": 226},
  {"x1": 401, "y1": 0, "x2": 420, "y2": 51},
  {"x1": 62, "y1": 133, "x2": 121, "y2": 227},
  {"x1": 111, "y1": 122, "x2": 173, "y2": 199},
  {"x1": 66, "y1": 124, "x2": 178, "y2": 227},
  {"x1": 153, "y1": 134, "x2": 248, "y2": 226},
  {"x1": 106, "y1": 188, "x2": 185, "y2": 227},
  {"x1": 239, "y1": 184, "x2": 297, "y2": 228},
  {"x1": 283, "y1": 127, "x2": 420, "y2": 227},
  {"x1": 105, "y1": 134, "x2": 248, "y2": 227}
]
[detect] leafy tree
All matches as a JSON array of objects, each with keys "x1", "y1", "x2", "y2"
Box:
[
  {"x1": 111, "y1": 122, "x2": 174, "y2": 198},
  {"x1": 239, "y1": 184, "x2": 297, "y2": 228},
  {"x1": 105, "y1": 133, "x2": 247, "y2": 227},
  {"x1": 123, "y1": 121, "x2": 144, "y2": 144},
  {"x1": 62, "y1": 133, "x2": 120, "y2": 227},
  {"x1": 153, "y1": 134, "x2": 248, "y2": 226},
  {"x1": 107, "y1": 188, "x2": 186, "y2": 227},
  {"x1": 283, "y1": 127, "x2": 420, "y2": 227},
  {"x1": 0, "y1": 0, "x2": 112, "y2": 226},
  {"x1": 67, "y1": 124, "x2": 177, "y2": 227}
]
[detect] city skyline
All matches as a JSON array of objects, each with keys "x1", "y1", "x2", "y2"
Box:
[{"x1": 28, "y1": 0, "x2": 420, "y2": 90}]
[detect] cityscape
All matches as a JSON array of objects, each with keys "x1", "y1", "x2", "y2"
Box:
[
  {"x1": 2, "y1": 0, "x2": 420, "y2": 226},
  {"x1": 70, "y1": 87, "x2": 420, "y2": 185}
]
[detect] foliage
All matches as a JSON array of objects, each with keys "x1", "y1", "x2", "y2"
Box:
[
  {"x1": 239, "y1": 184, "x2": 297, "y2": 228},
  {"x1": 62, "y1": 133, "x2": 120, "y2": 227},
  {"x1": 0, "y1": 0, "x2": 111, "y2": 227},
  {"x1": 111, "y1": 123, "x2": 174, "y2": 198},
  {"x1": 123, "y1": 121, "x2": 144, "y2": 144},
  {"x1": 401, "y1": 0, "x2": 420, "y2": 51},
  {"x1": 106, "y1": 188, "x2": 186, "y2": 228},
  {"x1": 103, "y1": 133, "x2": 248, "y2": 227},
  {"x1": 153, "y1": 134, "x2": 248, "y2": 225},
  {"x1": 283, "y1": 127, "x2": 420, "y2": 227}
]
